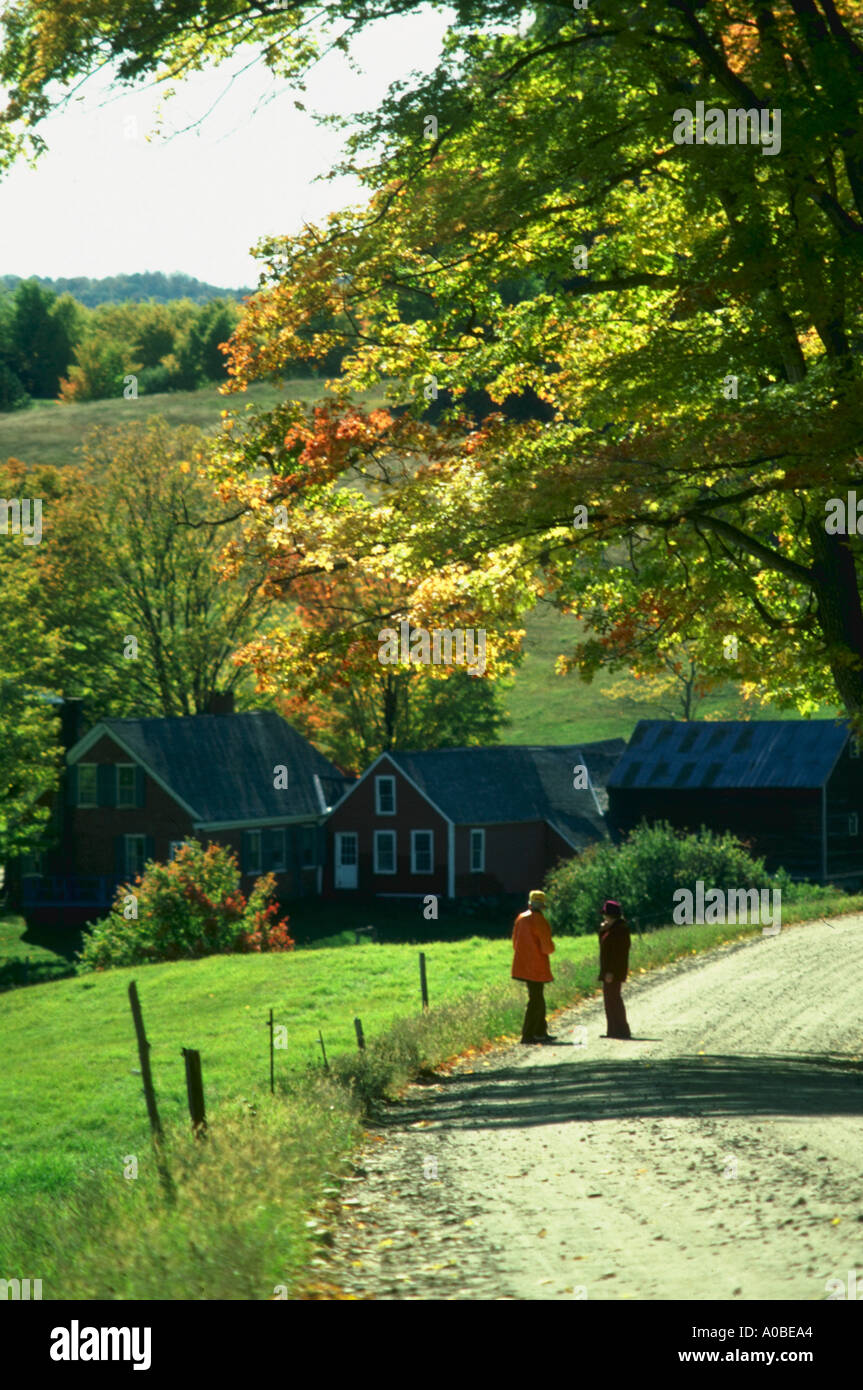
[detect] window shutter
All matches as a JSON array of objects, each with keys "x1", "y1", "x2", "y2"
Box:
[
  {"x1": 114, "y1": 836, "x2": 126, "y2": 880},
  {"x1": 135, "y1": 765, "x2": 146, "y2": 808},
  {"x1": 66, "y1": 765, "x2": 78, "y2": 806},
  {"x1": 97, "y1": 764, "x2": 116, "y2": 807}
]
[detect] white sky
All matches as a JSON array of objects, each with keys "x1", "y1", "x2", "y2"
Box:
[{"x1": 0, "y1": 9, "x2": 451, "y2": 288}]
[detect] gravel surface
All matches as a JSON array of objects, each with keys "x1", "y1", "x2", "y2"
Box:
[{"x1": 314, "y1": 917, "x2": 863, "y2": 1300}]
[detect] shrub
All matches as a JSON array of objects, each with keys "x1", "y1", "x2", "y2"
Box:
[
  {"x1": 76, "y1": 839, "x2": 294, "y2": 971},
  {"x1": 545, "y1": 820, "x2": 786, "y2": 936}
]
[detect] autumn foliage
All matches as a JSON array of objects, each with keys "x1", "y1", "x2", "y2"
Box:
[{"x1": 77, "y1": 840, "x2": 294, "y2": 971}]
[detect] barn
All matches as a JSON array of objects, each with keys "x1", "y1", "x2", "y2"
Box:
[
  {"x1": 607, "y1": 719, "x2": 863, "y2": 885},
  {"x1": 324, "y1": 740, "x2": 625, "y2": 899}
]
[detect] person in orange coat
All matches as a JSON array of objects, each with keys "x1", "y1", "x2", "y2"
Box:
[
  {"x1": 598, "y1": 899, "x2": 632, "y2": 1039},
  {"x1": 512, "y1": 889, "x2": 556, "y2": 1044}
]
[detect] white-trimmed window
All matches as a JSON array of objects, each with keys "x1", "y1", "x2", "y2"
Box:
[
  {"x1": 125, "y1": 835, "x2": 147, "y2": 879},
  {"x1": 77, "y1": 764, "x2": 98, "y2": 807},
  {"x1": 374, "y1": 830, "x2": 397, "y2": 874},
  {"x1": 246, "y1": 830, "x2": 263, "y2": 875},
  {"x1": 470, "y1": 828, "x2": 486, "y2": 873},
  {"x1": 116, "y1": 764, "x2": 137, "y2": 808},
  {"x1": 411, "y1": 830, "x2": 434, "y2": 874},
  {"x1": 169, "y1": 840, "x2": 187, "y2": 862},
  {"x1": 375, "y1": 775, "x2": 396, "y2": 815}
]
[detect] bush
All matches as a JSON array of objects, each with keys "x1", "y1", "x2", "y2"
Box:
[
  {"x1": 545, "y1": 820, "x2": 787, "y2": 936},
  {"x1": 77, "y1": 839, "x2": 294, "y2": 971},
  {"x1": 58, "y1": 333, "x2": 131, "y2": 401}
]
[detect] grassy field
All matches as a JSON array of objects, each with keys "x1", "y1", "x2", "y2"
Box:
[
  {"x1": 0, "y1": 378, "x2": 387, "y2": 469},
  {"x1": 499, "y1": 603, "x2": 839, "y2": 745},
  {"x1": 0, "y1": 887, "x2": 859, "y2": 1297}
]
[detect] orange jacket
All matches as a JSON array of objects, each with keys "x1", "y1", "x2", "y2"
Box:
[{"x1": 512, "y1": 908, "x2": 555, "y2": 983}]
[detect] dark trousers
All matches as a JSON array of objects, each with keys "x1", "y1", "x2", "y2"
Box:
[
  {"x1": 520, "y1": 980, "x2": 547, "y2": 1041},
  {"x1": 603, "y1": 980, "x2": 631, "y2": 1038}
]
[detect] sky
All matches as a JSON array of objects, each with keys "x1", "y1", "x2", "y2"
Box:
[{"x1": 0, "y1": 9, "x2": 451, "y2": 289}]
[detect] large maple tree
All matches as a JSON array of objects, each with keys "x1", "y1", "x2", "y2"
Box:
[{"x1": 5, "y1": 2, "x2": 863, "y2": 715}]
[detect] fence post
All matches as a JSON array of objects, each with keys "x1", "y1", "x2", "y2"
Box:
[
  {"x1": 128, "y1": 980, "x2": 163, "y2": 1141},
  {"x1": 267, "y1": 1007, "x2": 275, "y2": 1094},
  {"x1": 419, "y1": 951, "x2": 429, "y2": 1010},
  {"x1": 127, "y1": 981, "x2": 175, "y2": 1202},
  {"x1": 181, "y1": 1047, "x2": 207, "y2": 1137},
  {"x1": 354, "y1": 1016, "x2": 365, "y2": 1050}
]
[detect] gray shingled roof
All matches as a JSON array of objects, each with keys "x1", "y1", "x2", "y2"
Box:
[
  {"x1": 607, "y1": 720, "x2": 850, "y2": 792},
  {"x1": 388, "y1": 740, "x2": 625, "y2": 847},
  {"x1": 99, "y1": 712, "x2": 346, "y2": 822}
]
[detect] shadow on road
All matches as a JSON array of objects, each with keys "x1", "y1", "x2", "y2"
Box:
[{"x1": 381, "y1": 1053, "x2": 863, "y2": 1131}]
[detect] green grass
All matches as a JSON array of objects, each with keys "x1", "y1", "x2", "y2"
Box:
[
  {"x1": 1, "y1": 890, "x2": 860, "y2": 1297},
  {"x1": 0, "y1": 912, "x2": 79, "y2": 990},
  {"x1": 0, "y1": 378, "x2": 387, "y2": 468},
  {"x1": 500, "y1": 602, "x2": 840, "y2": 745}
]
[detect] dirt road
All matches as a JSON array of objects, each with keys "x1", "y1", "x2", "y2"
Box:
[{"x1": 318, "y1": 916, "x2": 863, "y2": 1300}]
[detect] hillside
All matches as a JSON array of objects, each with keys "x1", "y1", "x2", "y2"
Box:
[{"x1": 0, "y1": 270, "x2": 254, "y2": 306}]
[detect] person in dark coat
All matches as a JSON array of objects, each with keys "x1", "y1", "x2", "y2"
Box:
[
  {"x1": 598, "y1": 898, "x2": 631, "y2": 1038},
  {"x1": 512, "y1": 889, "x2": 556, "y2": 1044}
]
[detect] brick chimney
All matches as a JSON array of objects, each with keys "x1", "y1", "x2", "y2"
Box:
[
  {"x1": 205, "y1": 691, "x2": 235, "y2": 716},
  {"x1": 59, "y1": 697, "x2": 85, "y2": 750}
]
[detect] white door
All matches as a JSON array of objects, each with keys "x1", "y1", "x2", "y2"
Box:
[{"x1": 335, "y1": 832, "x2": 358, "y2": 889}]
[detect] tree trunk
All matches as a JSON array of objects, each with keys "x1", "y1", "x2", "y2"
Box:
[{"x1": 807, "y1": 521, "x2": 863, "y2": 716}]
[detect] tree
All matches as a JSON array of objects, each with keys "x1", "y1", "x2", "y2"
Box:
[
  {"x1": 218, "y1": 2, "x2": 863, "y2": 722},
  {"x1": 7, "y1": 4, "x2": 863, "y2": 716},
  {"x1": 186, "y1": 299, "x2": 240, "y2": 380},
  {"x1": 9, "y1": 279, "x2": 78, "y2": 396},
  {"x1": 0, "y1": 491, "x2": 63, "y2": 864},
  {"x1": 238, "y1": 570, "x2": 512, "y2": 770},
  {"x1": 2, "y1": 420, "x2": 274, "y2": 719}
]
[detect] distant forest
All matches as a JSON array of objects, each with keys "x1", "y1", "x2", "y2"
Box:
[{"x1": 0, "y1": 271, "x2": 254, "y2": 307}]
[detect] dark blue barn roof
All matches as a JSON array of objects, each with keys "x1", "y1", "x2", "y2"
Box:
[{"x1": 607, "y1": 720, "x2": 851, "y2": 792}]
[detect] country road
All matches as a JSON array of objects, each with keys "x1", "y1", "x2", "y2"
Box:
[{"x1": 318, "y1": 916, "x2": 863, "y2": 1300}]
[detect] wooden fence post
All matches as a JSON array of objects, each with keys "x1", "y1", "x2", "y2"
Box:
[
  {"x1": 354, "y1": 1017, "x2": 365, "y2": 1050},
  {"x1": 419, "y1": 951, "x2": 429, "y2": 1010},
  {"x1": 181, "y1": 1047, "x2": 207, "y2": 1137},
  {"x1": 127, "y1": 981, "x2": 174, "y2": 1202},
  {"x1": 128, "y1": 980, "x2": 163, "y2": 1141}
]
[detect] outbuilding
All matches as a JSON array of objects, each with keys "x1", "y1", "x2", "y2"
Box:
[{"x1": 607, "y1": 719, "x2": 863, "y2": 884}]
